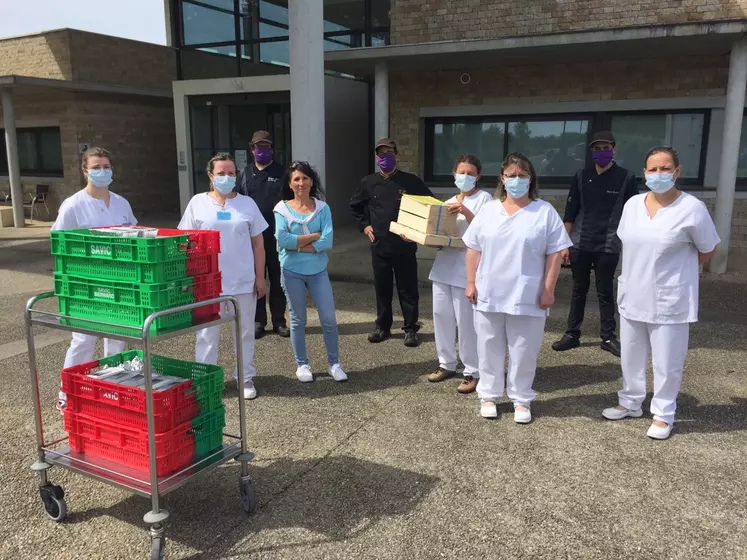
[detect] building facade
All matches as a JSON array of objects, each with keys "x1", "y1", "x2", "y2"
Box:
[{"x1": 0, "y1": 29, "x2": 180, "y2": 221}]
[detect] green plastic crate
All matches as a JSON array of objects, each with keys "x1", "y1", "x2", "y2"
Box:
[
  {"x1": 191, "y1": 405, "x2": 226, "y2": 460},
  {"x1": 58, "y1": 297, "x2": 192, "y2": 336},
  {"x1": 54, "y1": 273, "x2": 194, "y2": 308},
  {"x1": 50, "y1": 228, "x2": 189, "y2": 263},
  {"x1": 55, "y1": 254, "x2": 187, "y2": 283},
  {"x1": 97, "y1": 350, "x2": 226, "y2": 406}
]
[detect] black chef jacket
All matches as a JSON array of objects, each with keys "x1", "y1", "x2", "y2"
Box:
[
  {"x1": 350, "y1": 170, "x2": 433, "y2": 254},
  {"x1": 237, "y1": 161, "x2": 285, "y2": 234},
  {"x1": 563, "y1": 163, "x2": 638, "y2": 253}
]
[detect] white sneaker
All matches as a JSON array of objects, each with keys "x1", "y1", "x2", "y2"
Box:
[
  {"x1": 514, "y1": 405, "x2": 532, "y2": 424},
  {"x1": 243, "y1": 381, "x2": 257, "y2": 400},
  {"x1": 328, "y1": 363, "x2": 348, "y2": 382},
  {"x1": 647, "y1": 422, "x2": 673, "y2": 440},
  {"x1": 602, "y1": 405, "x2": 643, "y2": 420},
  {"x1": 480, "y1": 400, "x2": 498, "y2": 419},
  {"x1": 296, "y1": 364, "x2": 314, "y2": 383}
]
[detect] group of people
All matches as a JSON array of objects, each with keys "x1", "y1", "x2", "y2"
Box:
[{"x1": 52, "y1": 129, "x2": 720, "y2": 440}]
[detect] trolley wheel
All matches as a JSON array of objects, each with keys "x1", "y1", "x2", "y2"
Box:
[
  {"x1": 239, "y1": 478, "x2": 257, "y2": 515},
  {"x1": 39, "y1": 484, "x2": 67, "y2": 522},
  {"x1": 150, "y1": 535, "x2": 166, "y2": 560}
]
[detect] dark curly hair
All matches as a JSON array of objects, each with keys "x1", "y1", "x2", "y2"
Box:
[{"x1": 281, "y1": 160, "x2": 324, "y2": 200}]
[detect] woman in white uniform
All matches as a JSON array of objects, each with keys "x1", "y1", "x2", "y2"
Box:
[
  {"x1": 427, "y1": 154, "x2": 493, "y2": 394},
  {"x1": 463, "y1": 152, "x2": 573, "y2": 423},
  {"x1": 52, "y1": 147, "x2": 136, "y2": 410},
  {"x1": 178, "y1": 154, "x2": 268, "y2": 400},
  {"x1": 602, "y1": 147, "x2": 720, "y2": 439}
]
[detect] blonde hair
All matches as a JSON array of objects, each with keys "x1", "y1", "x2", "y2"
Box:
[{"x1": 206, "y1": 153, "x2": 236, "y2": 174}]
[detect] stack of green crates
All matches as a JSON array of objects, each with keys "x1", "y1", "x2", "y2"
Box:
[{"x1": 51, "y1": 228, "x2": 196, "y2": 336}]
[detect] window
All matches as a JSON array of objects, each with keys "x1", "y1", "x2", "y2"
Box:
[
  {"x1": 610, "y1": 112, "x2": 706, "y2": 179},
  {"x1": 426, "y1": 116, "x2": 589, "y2": 182},
  {"x1": 0, "y1": 127, "x2": 63, "y2": 176},
  {"x1": 174, "y1": 0, "x2": 390, "y2": 78},
  {"x1": 735, "y1": 113, "x2": 747, "y2": 179},
  {"x1": 426, "y1": 111, "x2": 709, "y2": 186}
]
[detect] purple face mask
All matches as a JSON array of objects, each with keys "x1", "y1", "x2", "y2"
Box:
[
  {"x1": 592, "y1": 149, "x2": 614, "y2": 167},
  {"x1": 376, "y1": 153, "x2": 396, "y2": 174},
  {"x1": 253, "y1": 146, "x2": 273, "y2": 165}
]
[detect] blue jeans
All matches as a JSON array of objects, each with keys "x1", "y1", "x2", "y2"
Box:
[{"x1": 281, "y1": 268, "x2": 339, "y2": 367}]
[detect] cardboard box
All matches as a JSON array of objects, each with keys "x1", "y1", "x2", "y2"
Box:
[
  {"x1": 390, "y1": 221, "x2": 465, "y2": 249},
  {"x1": 397, "y1": 194, "x2": 458, "y2": 236}
]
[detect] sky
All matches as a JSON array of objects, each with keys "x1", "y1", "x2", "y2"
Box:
[{"x1": 0, "y1": 0, "x2": 167, "y2": 45}]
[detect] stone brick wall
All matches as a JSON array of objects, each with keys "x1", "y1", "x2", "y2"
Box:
[
  {"x1": 0, "y1": 30, "x2": 73, "y2": 80},
  {"x1": 391, "y1": 0, "x2": 747, "y2": 44},
  {"x1": 69, "y1": 92, "x2": 180, "y2": 219},
  {"x1": 69, "y1": 30, "x2": 177, "y2": 92}
]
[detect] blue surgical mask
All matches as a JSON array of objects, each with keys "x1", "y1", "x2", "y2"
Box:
[
  {"x1": 645, "y1": 172, "x2": 675, "y2": 194},
  {"x1": 504, "y1": 177, "x2": 530, "y2": 198},
  {"x1": 87, "y1": 168, "x2": 113, "y2": 188},
  {"x1": 454, "y1": 174, "x2": 477, "y2": 193},
  {"x1": 213, "y1": 175, "x2": 236, "y2": 194}
]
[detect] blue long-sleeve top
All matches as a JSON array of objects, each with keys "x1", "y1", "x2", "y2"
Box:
[{"x1": 274, "y1": 201, "x2": 333, "y2": 275}]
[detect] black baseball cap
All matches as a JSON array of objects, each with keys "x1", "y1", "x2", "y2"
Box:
[{"x1": 589, "y1": 131, "x2": 615, "y2": 146}]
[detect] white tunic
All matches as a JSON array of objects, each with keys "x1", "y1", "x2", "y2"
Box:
[
  {"x1": 462, "y1": 199, "x2": 573, "y2": 317},
  {"x1": 429, "y1": 189, "x2": 494, "y2": 289},
  {"x1": 51, "y1": 190, "x2": 136, "y2": 231},
  {"x1": 616, "y1": 192, "x2": 720, "y2": 324},
  {"x1": 178, "y1": 193, "x2": 268, "y2": 295}
]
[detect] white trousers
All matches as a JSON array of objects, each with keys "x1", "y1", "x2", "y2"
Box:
[
  {"x1": 474, "y1": 311, "x2": 546, "y2": 406},
  {"x1": 619, "y1": 316, "x2": 689, "y2": 425},
  {"x1": 196, "y1": 292, "x2": 257, "y2": 383},
  {"x1": 432, "y1": 281, "x2": 479, "y2": 376},
  {"x1": 63, "y1": 333, "x2": 126, "y2": 368}
]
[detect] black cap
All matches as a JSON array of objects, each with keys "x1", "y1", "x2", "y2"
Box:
[{"x1": 589, "y1": 131, "x2": 615, "y2": 146}]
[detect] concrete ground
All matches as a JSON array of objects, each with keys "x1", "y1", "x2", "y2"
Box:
[{"x1": 1, "y1": 221, "x2": 746, "y2": 559}]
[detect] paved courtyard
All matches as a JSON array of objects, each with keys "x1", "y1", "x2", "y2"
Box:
[{"x1": 0, "y1": 225, "x2": 746, "y2": 559}]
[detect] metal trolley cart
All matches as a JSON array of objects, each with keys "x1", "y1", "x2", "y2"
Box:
[{"x1": 25, "y1": 293, "x2": 257, "y2": 560}]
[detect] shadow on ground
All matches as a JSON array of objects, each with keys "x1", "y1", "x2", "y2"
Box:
[{"x1": 64, "y1": 454, "x2": 439, "y2": 558}]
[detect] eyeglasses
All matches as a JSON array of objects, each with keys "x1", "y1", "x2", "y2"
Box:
[{"x1": 290, "y1": 160, "x2": 310, "y2": 169}]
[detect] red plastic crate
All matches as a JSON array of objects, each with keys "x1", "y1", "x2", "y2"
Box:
[
  {"x1": 192, "y1": 272, "x2": 222, "y2": 300},
  {"x1": 65, "y1": 410, "x2": 195, "y2": 457},
  {"x1": 61, "y1": 360, "x2": 195, "y2": 419},
  {"x1": 68, "y1": 432, "x2": 195, "y2": 476},
  {"x1": 157, "y1": 228, "x2": 220, "y2": 256},
  {"x1": 187, "y1": 254, "x2": 219, "y2": 277},
  {"x1": 66, "y1": 391, "x2": 198, "y2": 433}
]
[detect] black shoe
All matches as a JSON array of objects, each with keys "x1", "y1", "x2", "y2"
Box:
[
  {"x1": 368, "y1": 329, "x2": 391, "y2": 343},
  {"x1": 274, "y1": 325, "x2": 290, "y2": 337},
  {"x1": 404, "y1": 331, "x2": 419, "y2": 348},
  {"x1": 601, "y1": 338, "x2": 621, "y2": 357},
  {"x1": 552, "y1": 334, "x2": 580, "y2": 351},
  {"x1": 254, "y1": 326, "x2": 266, "y2": 340}
]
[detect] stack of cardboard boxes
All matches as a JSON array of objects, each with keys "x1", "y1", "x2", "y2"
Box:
[{"x1": 389, "y1": 195, "x2": 466, "y2": 248}]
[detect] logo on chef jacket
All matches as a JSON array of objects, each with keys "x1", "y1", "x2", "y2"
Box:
[{"x1": 268, "y1": 177, "x2": 279, "y2": 182}]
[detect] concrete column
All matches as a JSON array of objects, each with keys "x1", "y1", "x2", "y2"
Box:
[
  {"x1": 374, "y1": 61, "x2": 389, "y2": 141},
  {"x1": 289, "y1": 0, "x2": 326, "y2": 191},
  {"x1": 711, "y1": 38, "x2": 747, "y2": 274},
  {"x1": 1, "y1": 88, "x2": 25, "y2": 228}
]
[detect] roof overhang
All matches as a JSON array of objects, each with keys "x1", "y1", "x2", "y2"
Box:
[
  {"x1": 0, "y1": 75, "x2": 172, "y2": 98},
  {"x1": 325, "y1": 21, "x2": 747, "y2": 78}
]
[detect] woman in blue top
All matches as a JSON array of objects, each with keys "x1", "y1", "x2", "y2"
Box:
[{"x1": 274, "y1": 161, "x2": 347, "y2": 383}]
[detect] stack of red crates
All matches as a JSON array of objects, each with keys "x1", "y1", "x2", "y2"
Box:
[
  {"x1": 61, "y1": 351, "x2": 225, "y2": 476},
  {"x1": 156, "y1": 229, "x2": 222, "y2": 324}
]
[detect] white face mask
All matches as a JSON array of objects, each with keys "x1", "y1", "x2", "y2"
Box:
[
  {"x1": 454, "y1": 173, "x2": 477, "y2": 193},
  {"x1": 645, "y1": 172, "x2": 675, "y2": 194}
]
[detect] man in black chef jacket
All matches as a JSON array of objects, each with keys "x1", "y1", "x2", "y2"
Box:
[
  {"x1": 350, "y1": 138, "x2": 433, "y2": 348},
  {"x1": 552, "y1": 130, "x2": 638, "y2": 357},
  {"x1": 237, "y1": 130, "x2": 290, "y2": 340}
]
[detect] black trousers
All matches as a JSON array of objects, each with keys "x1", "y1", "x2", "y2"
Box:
[
  {"x1": 566, "y1": 249, "x2": 619, "y2": 340},
  {"x1": 371, "y1": 247, "x2": 420, "y2": 333},
  {"x1": 255, "y1": 232, "x2": 287, "y2": 329}
]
